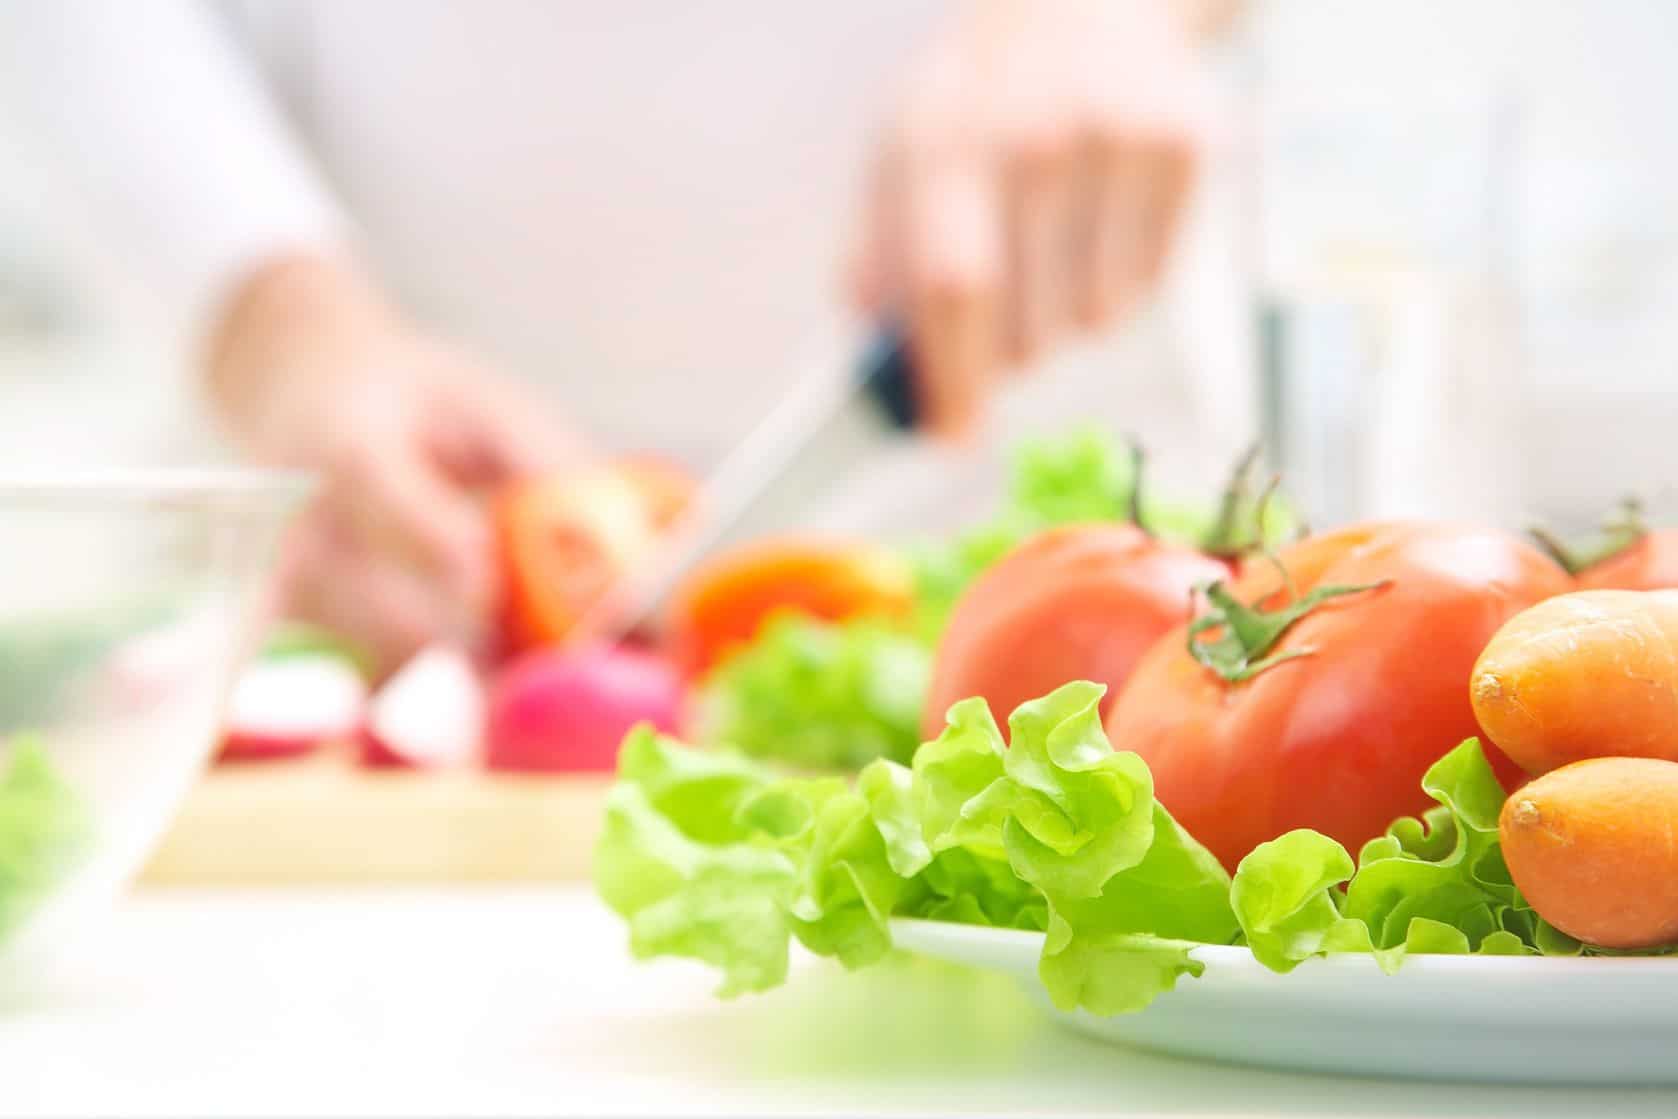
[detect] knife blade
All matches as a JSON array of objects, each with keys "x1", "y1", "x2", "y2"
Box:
[{"x1": 572, "y1": 319, "x2": 918, "y2": 646}]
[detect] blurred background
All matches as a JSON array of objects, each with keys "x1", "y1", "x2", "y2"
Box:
[
  {"x1": 1, "y1": 1, "x2": 1674, "y2": 532},
  {"x1": 1, "y1": 0, "x2": 1677, "y2": 884}
]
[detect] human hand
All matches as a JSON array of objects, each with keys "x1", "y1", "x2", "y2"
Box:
[
  {"x1": 207, "y1": 254, "x2": 583, "y2": 673},
  {"x1": 853, "y1": 0, "x2": 1218, "y2": 437}
]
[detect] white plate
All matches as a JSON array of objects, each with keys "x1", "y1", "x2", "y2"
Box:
[{"x1": 890, "y1": 918, "x2": 1678, "y2": 1084}]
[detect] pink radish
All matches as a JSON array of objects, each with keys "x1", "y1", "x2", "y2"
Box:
[
  {"x1": 486, "y1": 644, "x2": 683, "y2": 773},
  {"x1": 221, "y1": 655, "x2": 367, "y2": 762},
  {"x1": 359, "y1": 645, "x2": 485, "y2": 769}
]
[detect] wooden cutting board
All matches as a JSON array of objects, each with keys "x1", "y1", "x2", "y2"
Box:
[{"x1": 141, "y1": 754, "x2": 610, "y2": 884}]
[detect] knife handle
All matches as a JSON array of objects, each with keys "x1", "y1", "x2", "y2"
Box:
[{"x1": 858, "y1": 324, "x2": 919, "y2": 430}]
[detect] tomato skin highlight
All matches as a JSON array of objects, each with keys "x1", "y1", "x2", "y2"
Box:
[
  {"x1": 923, "y1": 524, "x2": 1229, "y2": 740},
  {"x1": 665, "y1": 538, "x2": 914, "y2": 676},
  {"x1": 1105, "y1": 522, "x2": 1571, "y2": 872}
]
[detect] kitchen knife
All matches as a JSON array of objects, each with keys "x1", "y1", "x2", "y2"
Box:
[{"x1": 572, "y1": 319, "x2": 919, "y2": 645}]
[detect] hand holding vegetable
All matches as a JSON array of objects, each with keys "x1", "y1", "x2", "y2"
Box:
[{"x1": 209, "y1": 254, "x2": 584, "y2": 675}]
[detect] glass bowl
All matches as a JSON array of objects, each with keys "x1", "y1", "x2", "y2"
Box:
[{"x1": 0, "y1": 471, "x2": 311, "y2": 983}]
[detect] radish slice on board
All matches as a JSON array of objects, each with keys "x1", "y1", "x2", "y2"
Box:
[
  {"x1": 359, "y1": 645, "x2": 485, "y2": 769},
  {"x1": 486, "y1": 644, "x2": 683, "y2": 773},
  {"x1": 220, "y1": 655, "x2": 367, "y2": 762}
]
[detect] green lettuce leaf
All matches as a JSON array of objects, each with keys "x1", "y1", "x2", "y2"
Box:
[
  {"x1": 592, "y1": 733, "x2": 799, "y2": 995},
  {"x1": 690, "y1": 614, "x2": 930, "y2": 770},
  {"x1": 1230, "y1": 739, "x2": 1578, "y2": 971},
  {"x1": 0, "y1": 734, "x2": 87, "y2": 943},
  {"x1": 600, "y1": 719, "x2": 1622, "y2": 1019},
  {"x1": 1229, "y1": 829, "x2": 1357, "y2": 972},
  {"x1": 597, "y1": 682, "x2": 1233, "y2": 1016}
]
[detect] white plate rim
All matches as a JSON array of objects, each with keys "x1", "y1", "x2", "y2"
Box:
[{"x1": 889, "y1": 916, "x2": 1678, "y2": 976}]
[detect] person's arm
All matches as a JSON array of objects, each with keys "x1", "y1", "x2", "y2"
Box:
[
  {"x1": 0, "y1": 0, "x2": 344, "y2": 354},
  {"x1": 0, "y1": 1, "x2": 579, "y2": 674}
]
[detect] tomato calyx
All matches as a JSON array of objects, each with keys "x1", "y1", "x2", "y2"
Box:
[
  {"x1": 1186, "y1": 567, "x2": 1389, "y2": 684},
  {"x1": 1529, "y1": 497, "x2": 1648, "y2": 576},
  {"x1": 1199, "y1": 444, "x2": 1305, "y2": 564},
  {"x1": 1197, "y1": 442, "x2": 1262, "y2": 561},
  {"x1": 1122, "y1": 436, "x2": 1153, "y2": 535}
]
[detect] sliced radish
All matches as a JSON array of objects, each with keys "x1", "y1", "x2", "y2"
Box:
[
  {"x1": 220, "y1": 655, "x2": 367, "y2": 762},
  {"x1": 486, "y1": 643, "x2": 684, "y2": 774},
  {"x1": 359, "y1": 645, "x2": 485, "y2": 769}
]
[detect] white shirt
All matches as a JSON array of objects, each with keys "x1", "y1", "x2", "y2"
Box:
[
  {"x1": 2, "y1": 1, "x2": 944, "y2": 459},
  {"x1": 0, "y1": 0, "x2": 1255, "y2": 537},
  {"x1": 8, "y1": 1, "x2": 1673, "y2": 528}
]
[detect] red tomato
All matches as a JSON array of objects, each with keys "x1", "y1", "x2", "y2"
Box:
[
  {"x1": 1532, "y1": 499, "x2": 1678, "y2": 591},
  {"x1": 496, "y1": 467, "x2": 659, "y2": 650},
  {"x1": 666, "y1": 537, "x2": 914, "y2": 676},
  {"x1": 1573, "y1": 534, "x2": 1678, "y2": 591},
  {"x1": 923, "y1": 524, "x2": 1230, "y2": 739},
  {"x1": 1105, "y1": 522, "x2": 1571, "y2": 871}
]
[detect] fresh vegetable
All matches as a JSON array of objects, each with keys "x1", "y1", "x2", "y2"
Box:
[
  {"x1": 1500, "y1": 757, "x2": 1678, "y2": 950},
  {"x1": 359, "y1": 645, "x2": 484, "y2": 768},
  {"x1": 1471, "y1": 590, "x2": 1678, "y2": 775},
  {"x1": 908, "y1": 430, "x2": 1292, "y2": 638},
  {"x1": 496, "y1": 466, "x2": 664, "y2": 650},
  {"x1": 688, "y1": 613, "x2": 929, "y2": 770},
  {"x1": 0, "y1": 734, "x2": 85, "y2": 943},
  {"x1": 1106, "y1": 522, "x2": 1571, "y2": 870},
  {"x1": 665, "y1": 538, "x2": 914, "y2": 676},
  {"x1": 595, "y1": 687, "x2": 1603, "y2": 1018},
  {"x1": 597, "y1": 681, "x2": 1237, "y2": 1013},
  {"x1": 923, "y1": 524, "x2": 1227, "y2": 739},
  {"x1": 1531, "y1": 497, "x2": 1678, "y2": 590},
  {"x1": 1231, "y1": 737, "x2": 1576, "y2": 971},
  {"x1": 221, "y1": 655, "x2": 367, "y2": 762},
  {"x1": 905, "y1": 516, "x2": 1032, "y2": 644},
  {"x1": 486, "y1": 643, "x2": 684, "y2": 773}
]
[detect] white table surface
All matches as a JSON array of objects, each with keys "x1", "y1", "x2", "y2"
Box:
[{"x1": 3, "y1": 885, "x2": 1676, "y2": 1118}]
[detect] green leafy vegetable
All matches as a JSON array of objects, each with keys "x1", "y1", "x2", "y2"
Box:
[
  {"x1": 596, "y1": 682, "x2": 1234, "y2": 1016},
  {"x1": 690, "y1": 614, "x2": 930, "y2": 769},
  {"x1": 602, "y1": 709, "x2": 1640, "y2": 1021},
  {"x1": 1229, "y1": 739, "x2": 1579, "y2": 972},
  {"x1": 0, "y1": 734, "x2": 86, "y2": 943}
]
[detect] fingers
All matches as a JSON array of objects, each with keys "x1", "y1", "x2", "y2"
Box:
[
  {"x1": 274, "y1": 504, "x2": 472, "y2": 677},
  {"x1": 1135, "y1": 131, "x2": 1198, "y2": 293},
  {"x1": 900, "y1": 152, "x2": 1003, "y2": 439},
  {"x1": 331, "y1": 438, "x2": 494, "y2": 612},
  {"x1": 429, "y1": 365, "x2": 588, "y2": 487},
  {"x1": 1078, "y1": 122, "x2": 1201, "y2": 332},
  {"x1": 1004, "y1": 140, "x2": 1077, "y2": 367}
]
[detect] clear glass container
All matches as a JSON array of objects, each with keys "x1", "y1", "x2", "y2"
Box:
[{"x1": 0, "y1": 472, "x2": 309, "y2": 987}]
